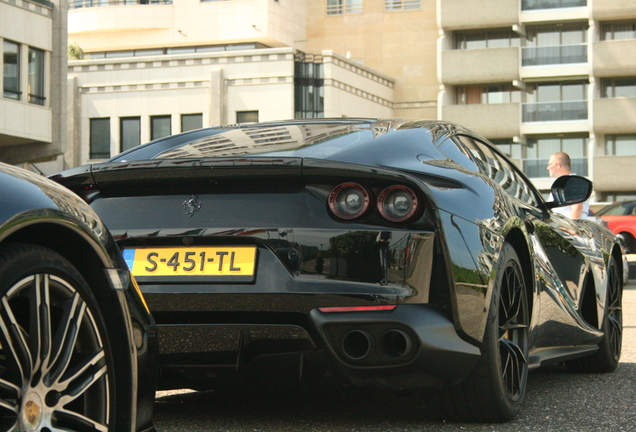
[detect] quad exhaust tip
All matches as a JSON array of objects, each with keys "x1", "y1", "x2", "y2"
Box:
[{"x1": 341, "y1": 328, "x2": 414, "y2": 361}]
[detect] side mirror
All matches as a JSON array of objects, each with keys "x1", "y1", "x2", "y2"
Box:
[{"x1": 546, "y1": 175, "x2": 592, "y2": 209}]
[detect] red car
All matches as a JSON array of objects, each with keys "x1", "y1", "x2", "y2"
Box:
[{"x1": 595, "y1": 200, "x2": 636, "y2": 253}]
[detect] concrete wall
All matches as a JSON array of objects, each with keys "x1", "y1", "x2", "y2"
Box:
[
  {"x1": 68, "y1": 0, "x2": 306, "y2": 53},
  {"x1": 442, "y1": 103, "x2": 521, "y2": 139},
  {"x1": 439, "y1": 0, "x2": 517, "y2": 30},
  {"x1": 0, "y1": 0, "x2": 66, "y2": 165},
  {"x1": 441, "y1": 47, "x2": 519, "y2": 85},
  {"x1": 306, "y1": 0, "x2": 438, "y2": 119}
]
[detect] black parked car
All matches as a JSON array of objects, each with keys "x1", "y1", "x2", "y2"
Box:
[
  {"x1": 51, "y1": 119, "x2": 623, "y2": 422},
  {"x1": 0, "y1": 162, "x2": 158, "y2": 431}
]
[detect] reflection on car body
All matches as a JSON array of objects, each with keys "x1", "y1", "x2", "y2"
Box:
[
  {"x1": 51, "y1": 118, "x2": 623, "y2": 423},
  {"x1": 0, "y1": 162, "x2": 158, "y2": 432}
]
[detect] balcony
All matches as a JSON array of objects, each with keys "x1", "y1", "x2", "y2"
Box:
[
  {"x1": 592, "y1": 0, "x2": 636, "y2": 21},
  {"x1": 442, "y1": 103, "x2": 521, "y2": 138},
  {"x1": 593, "y1": 98, "x2": 636, "y2": 134},
  {"x1": 522, "y1": 45, "x2": 587, "y2": 66},
  {"x1": 441, "y1": 48, "x2": 519, "y2": 85},
  {"x1": 593, "y1": 40, "x2": 636, "y2": 77},
  {"x1": 594, "y1": 156, "x2": 636, "y2": 193},
  {"x1": 521, "y1": 0, "x2": 586, "y2": 11},
  {"x1": 522, "y1": 101, "x2": 587, "y2": 122},
  {"x1": 440, "y1": 0, "x2": 517, "y2": 30}
]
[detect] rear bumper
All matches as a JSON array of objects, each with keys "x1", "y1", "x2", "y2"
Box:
[{"x1": 156, "y1": 304, "x2": 480, "y2": 391}]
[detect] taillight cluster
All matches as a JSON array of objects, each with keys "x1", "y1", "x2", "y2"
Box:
[{"x1": 328, "y1": 182, "x2": 422, "y2": 223}]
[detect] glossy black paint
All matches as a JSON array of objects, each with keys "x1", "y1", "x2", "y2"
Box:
[
  {"x1": 0, "y1": 162, "x2": 158, "y2": 432},
  {"x1": 50, "y1": 119, "x2": 622, "y2": 396}
]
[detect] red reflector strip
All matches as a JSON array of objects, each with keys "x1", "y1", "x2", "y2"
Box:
[{"x1": 318, "y1": 305, "x2": 397, "y2": 313}]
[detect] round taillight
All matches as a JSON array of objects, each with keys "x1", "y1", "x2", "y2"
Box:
[
  {"x1": 378, "y1": 185, "x2": 419, "y2": 222},
  {"x1": 329, "y1": 183, "x2": 372, "y2": 220}
]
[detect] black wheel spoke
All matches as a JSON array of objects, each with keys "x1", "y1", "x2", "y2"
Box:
[
  {"x1": 56, "y1": 350, "x2": 107, "y2": 404},
  {"x1": 498, "y1": 259, "x2": 528, "y2": 402},
  {"x1": 0, "y1": 290, "x2": 33, "y2": 383},
  {"x1": 32, "y1": 274, "x2": 53, "y2": 377},
  {"x1": 46, "y1": 290, "x2": 86, "y2": 386},
  {"x1": 501, "y1": 338, "x2": 526, "y2": 397},
  {"x1": 56, "y1": 407, "x2": 109, "y2": 432}
]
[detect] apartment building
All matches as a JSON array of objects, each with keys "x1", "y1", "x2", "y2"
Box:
[
  {"x1": 65, "y1": 0, "x2": 394, "y2": 168},
  {"x1": 438, "y1": 0, "x2": 636, "y2": 200},
  {"x1": 0, "y1": 0, "x2": 67, "y2": 165},
  {"x1": 305, "y1": 0, "x2": 439, "y2": 119}
]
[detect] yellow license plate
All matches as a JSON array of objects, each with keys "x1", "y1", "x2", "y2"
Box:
[{"x1": 123, "y1": 246, "x2": 257, "y2": 278}]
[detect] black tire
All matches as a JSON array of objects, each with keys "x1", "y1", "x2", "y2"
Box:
[
  {"x1": 0, "y1": 243, "x2": 115, "y2": 431},
  {"x1": 565, "y1": 255, "x2": 622, "y2": 373},
  {"x1": 425, "y1": 243, "x2": 529, "y2": 422}
]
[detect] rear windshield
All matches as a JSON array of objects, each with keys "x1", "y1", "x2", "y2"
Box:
[{"x1": 152, "y1": 124, "x2": 375, "y2": 160}]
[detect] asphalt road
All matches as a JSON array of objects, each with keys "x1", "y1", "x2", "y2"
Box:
[{"x1": 154, "y1": 283, "x2": 636, "y2": 432}]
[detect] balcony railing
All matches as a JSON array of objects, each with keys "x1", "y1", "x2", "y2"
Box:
[
  {"x1": 522, "y1": 45, "x2": 587, "y2": 66},
  {"x1": 522, "y1": 0, "x2": 586, "y2": 11},
  {"x1": 522, "y1": 100, "x2": 587, "y2": 122},
  {"x1": 70, "y1": 0, "x2": 171, "y2": 9},
  {"x1": 327, "y1": 1, "x2": 362, "y2": 15},
  {"x1": 384, "y1": 0, "x2": 421, "y2": 10},
  {"x1": 523, "y1": 158, "x2": 587, "y2": 178}
]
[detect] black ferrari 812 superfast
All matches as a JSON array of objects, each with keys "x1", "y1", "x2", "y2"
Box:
[{"x1": 51, "y1": 118, "x2": 623, "y2": 422}]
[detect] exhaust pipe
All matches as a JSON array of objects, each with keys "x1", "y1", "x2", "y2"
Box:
[
  {"x1": 341, "y1": 330, "x2": 375, "y2": 360},
  {"x1": 380, "y1": 329, "x2": 413, "y2": 358}
]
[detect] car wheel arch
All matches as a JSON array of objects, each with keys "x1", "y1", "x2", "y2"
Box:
[
  {"x1": 503, "y1": 228, "x2": 535, "y2": 320},
  {"x1": 1, "y1": 222, "x2": 138, "y2": 421},
  {"x1": 616, "y1": 231, "x2": 636, "y2": 253}
]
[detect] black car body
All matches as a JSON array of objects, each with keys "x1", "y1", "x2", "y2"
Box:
[
  {"x1": 51, "y1": 119, "x2": 623, "y2": 422},
  {"x1": 0, "y1": 162, "x2": 158, "y2": 431}
]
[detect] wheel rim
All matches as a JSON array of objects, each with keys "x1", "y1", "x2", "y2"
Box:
[
  {"x1": 607, "y1": 260, "x2": 623, "y2": 361},
  {"x1": 498, "y1": 261, "x2": 529, "y2": 402},
  {"x1": 0, "y1": 273, "x2": 110, "y2": 431}
]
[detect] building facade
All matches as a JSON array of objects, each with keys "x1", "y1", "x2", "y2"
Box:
[
  {"x1": 65, "y1": 0, "x2": 394, "y2": 167},
  {"x1": 0, "y1": 0, "x2": 67, "y2": 165},
  {"x1": 7, "y1": 0, "x2": 633, "y2": 202},
  {"x1": 438, "y1": 0, "x2": 636, "y2": 200}
]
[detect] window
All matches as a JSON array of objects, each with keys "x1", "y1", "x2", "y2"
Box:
[
  {"x1": 90, "y1": 118, "x2": 111, "y2": 159},
  {"x1": 236, "y1": 111, "x2": 259, "y2": 123},
  {"x1": 523, "y1": 24, "x2": 587, "y2": 66},
  {"x1": 3, "y1": 41, "x2": 20, "y2": 100},
  {"x1": 490, "y1": 139, "x2": 522, "y2": 160},
  {"x1": 295, "y1": 58, "x2": 324, "y2": 119},
  {"x1": 151, "y1": 115, "x2": 171, "y2": 140},
  {"x1": 455, "y1": 29, "x2": 520, "y2": 50},
  {"x1": 181, "y1": 114, "x2": 203, "y2": 132},
  {"x1": 524, "y1": 135, "x2": 588, "y2": 177},
  {"x1": 601, "y1": 78, "x2": 636, "y2": 98},
  {"x1": 605, "y1": 135, "x2": 636, "y2": 156},
  {"x1": 28, "y1": 48, "x2": 45, "y2": 105},
  {"x1": 522, "y1": 0, "x2": 586, "y2": 11},
  {"x1": 120, "y1": 117, "x2": 141, "y2": 152},
  {"x1": 327, "y1": 0, "x2": 362, "y2": 15},
  {"x1": 456, "y1": 85, "x2": 521, "y2": 104},
  {"x1": 456, "y1": 136, "x2": 540, "y2": 206},
  {"x1": 523, "y1": 81, "x2": 588, "y2": 122},
  {"x1": 602, "y1": 21, "x2": 636, "y2": 41},
  {"x1": 385, "y1": 0, "x2": 421, "y2": 10}
]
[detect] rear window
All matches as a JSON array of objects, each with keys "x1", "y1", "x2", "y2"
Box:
[{"x1": 154, "y1": 124, "x2": 375, "y2": 160}]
